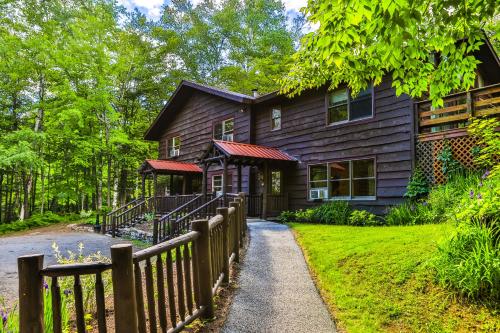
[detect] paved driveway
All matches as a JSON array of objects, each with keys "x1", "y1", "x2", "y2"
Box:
[{"x1": 0, "y1": 230, "x2": 132, "y2": 306}]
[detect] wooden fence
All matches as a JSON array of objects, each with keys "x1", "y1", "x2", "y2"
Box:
[{"x1": 17, "y1": 193, "x2": 247, "y2": 333}]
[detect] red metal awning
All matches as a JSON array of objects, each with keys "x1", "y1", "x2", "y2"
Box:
[
  {"x1": 142, "y1": 159, "x2": 202, "y2": 173},
  {"x1": 213, "y1": 140, "x2": 296, "y2": 162}
]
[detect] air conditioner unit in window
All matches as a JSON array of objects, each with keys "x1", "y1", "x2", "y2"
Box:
[
  {"x1": 309, "y1": 188, "x2": 328, "y2": 200},
  {"x1": 222, "y1": 133, "x2": 233, "y2": 141},
  {"x1": 169, "y1": 148, "x2": 180, "y2": 157}
]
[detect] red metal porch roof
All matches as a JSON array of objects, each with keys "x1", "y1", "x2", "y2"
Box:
[
  {"x1": 213, "y1": 140, "x2": 296, "y2": 161},
  {"x1": 145, "y1": 159, "x2": 202, "y2": 173}
]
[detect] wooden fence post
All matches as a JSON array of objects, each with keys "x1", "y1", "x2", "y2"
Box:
[
  {"x1": 238, "y1": 192, "x2": 247, "y2": 236},
  {"x1": 101, "y1": 214, "x2": 107, "y2": 234},
  {"x1": 217, "y1": 207, "x2": 230, "y2": 284},
  {"x1": 18, "y1": 254, "x2": 44, "y2": 333},
  {"x1": 152, "y1": 218, "x2": 159, "y2": 244},
  {"x1": 111, "y1": 244, "x2": 138, "y2": 333},
  {"x1": 191, "y1": 219, "x2": 214, "y2": 319},
  {"x1": 229, "y1": 201, "x2": 240, "y2": 263},
  {"x1": 111, "y1": 215, "x2": 116, "y2": 238}
]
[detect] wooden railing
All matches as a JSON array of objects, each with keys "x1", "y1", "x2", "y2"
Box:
[
  {"x1": 416, "y1": 83, "x2": 500, "y2": 134},
  {"x1": 153, "y1": 194, "x2": 207, "y2": 244},
  {"x1": 17, "y1": 194, "x2": 247, "y2": 333},
  {"x1": 154, "y1": 194, "x2": 200, "y2": 215}
]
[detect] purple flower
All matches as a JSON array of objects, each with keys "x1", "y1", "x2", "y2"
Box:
[
  {"x1": 482, "y1": 170, "x2": 490, "y2": 179},
  {"x1": 469, "y1": 190, "x2": 474, "y2": 199},
  {"x1": 1, "y1": 310, "x2": 7, "y2": 325},
  {"x1": 479, "y1": 181, "x2": 483, "y2": 187},
  {"x1": 477, "y1": 193, "x2": 482, "y2": 200},
  {"x1": 63, "y1": 289, "x2": 72, "y2": 296},
  {"x1": 43, "y1": 280, "x2": 49, "y2": 290}
]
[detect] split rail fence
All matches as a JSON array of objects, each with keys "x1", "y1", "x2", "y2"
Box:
[{"x1": 17, "y1": 193, "x2": 247, "y2": 333}]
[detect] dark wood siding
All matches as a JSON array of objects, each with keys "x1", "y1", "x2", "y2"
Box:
[
  {"x1": 157, "y1": 91, "x2": 251, "y2": 193},
  {"x1": 253, "y1": 77, "x2": 413, "y2": 213}
]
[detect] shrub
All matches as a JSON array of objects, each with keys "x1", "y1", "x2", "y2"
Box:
[
  {"x1": 349, "y1": 210, "x2": 380, "y2": 226},
  {"x1": 404, "y1": 168, "x2": 429, "y2": 200},
  {"x1": 468, "y1": 117, "x2": 500, "y2": 178},
  {"x1": 312, "y1": 201, "x2": 351, "y2": 225},
  {"x1": 433, "y1": 220, "x2": 500, "y2": 300},
  {"x1": 278, "y1": 210, "x2": 297, "y2": 223},
  {"x1": 436, "y1": 141, "x2": 463, "y2": 179},
  {"x1": 295, "y1": 209, "x2": 315, "y2": 223}
]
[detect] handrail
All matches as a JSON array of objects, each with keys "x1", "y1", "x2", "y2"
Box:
[
  {"x1": 176, "y1": 194, "x2": 224, "y2": 225},
  {"x1": 157, "y1": 194, "x2": 203, "y2": 223},
  {"x1": 116, "y1": 198, "x2": 148, "y2": 218},
  {"x1": 133, "y1": 231, "x2": 200, "y2": 262},
  {"x1": 107, "y1": 198, "x2": 140, "y2": 217},
  {"x1": 414, "y1": 83, "x2": 500, "y2": 105},
  {"x1": 41, "y1": 262, "x2": 112, "y2": 277}
]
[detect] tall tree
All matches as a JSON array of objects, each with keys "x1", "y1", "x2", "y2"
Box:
[{"x1": 280, "y1": 0, "x2": 499, "y2": 104}]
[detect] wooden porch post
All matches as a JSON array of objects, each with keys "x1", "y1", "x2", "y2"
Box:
[
  {"x1": 222, "y1": 157, "x2": 228, "y2": 195},
  {"x1": 262, "y1": 162, "x2": 268, "y2": 220},
  {"x1": 141, "y1": 173, "x2": 146, "y2": 198},
  {"x1": 237, "y1": 164, "x2": 242, "y2": 192},
  {"x1": 182, "y1": 174, "x2": 188, "y2": 195},
  {"x1": 202, "y1": 163, "x2": 208, "y2": 196}
]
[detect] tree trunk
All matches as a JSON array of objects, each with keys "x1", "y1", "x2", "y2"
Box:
[
  {"x1": 107, "y1": 155, "x2": 112, "y2": 208},
  {"x1": 40, "y1": 165, "x2": 45, "y2": 214},
  {"x1": 0, "y1": 172, "x2": 3, "y2": 224}
]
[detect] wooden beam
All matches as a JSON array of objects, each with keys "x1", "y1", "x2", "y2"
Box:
[
  {"x1": 262, "y1": 162, "x2": 268, "y2": 220},
  {"x1": 222, "y1": 157, "x2": 228, "y2": 195},
  {"x1": 237, "y1": 164, "x2": 242, "y2": 192},
  {"x1": 202, "y1": 164, "x2": 208, "y2": 196}
]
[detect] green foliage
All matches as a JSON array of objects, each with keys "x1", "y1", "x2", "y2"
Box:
[
  {"x1": 404, "y1": 168, "x2": 429, "y2": 200},
  {"x1": 433, "y1": 220, "x2": 499, "y2": 300},
  {"x1": 0, "y1": 212, "x2": 79, "y2": 235},
  {"x1": 280, "y1": 0, "x2": 498, "y2": 106},
  {"x1": 279, "y1": 201, "x2": 352, "y2": 225},
  {"x1": 468, "y1": 117, "x2": 500, "y2": 178},
  {"x1": 349, "y1": 210, "x2": 380, "y2": 226},
  {"x1": 311, "y1": 201, "x2": 352, "y2": 225},
  {"x1": 436, "y1": 141, "x2": 463, "y2": 179}
]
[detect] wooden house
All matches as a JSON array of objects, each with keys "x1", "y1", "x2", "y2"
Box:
[{"x1": 141, "y1": 41, "x2": 500, "y2": 217}]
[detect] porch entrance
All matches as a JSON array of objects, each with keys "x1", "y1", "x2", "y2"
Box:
[{"x1": 200, "y1": 140, "x2": 296, "y2": 218}]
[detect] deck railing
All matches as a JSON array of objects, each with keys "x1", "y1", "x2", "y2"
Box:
[
  {"x1": 17, "y1": 194, "x2": 247, "y2": 333},
  {"x1": 416, "y1": 83, "x2": 500, "y2": 134}
]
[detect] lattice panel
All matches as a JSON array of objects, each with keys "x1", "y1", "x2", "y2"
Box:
[
  {"x1": 416, "y1": 140, "x2": 435, "y2": 184},
  {"x1": 416, "y1": 135, "x2": 479, "y2": 185}
]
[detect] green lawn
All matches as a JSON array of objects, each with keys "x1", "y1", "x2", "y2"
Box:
[{"x1": 290, "y1": 223, "x2": 499, "y2": 333}]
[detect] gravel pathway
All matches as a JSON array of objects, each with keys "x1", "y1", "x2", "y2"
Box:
[
  {"x1": 222, "y1": 220, "x2": 336, "y2": 333},
  {"x1": 0, "y1": 229, "x2": 132, "y2": 306}
]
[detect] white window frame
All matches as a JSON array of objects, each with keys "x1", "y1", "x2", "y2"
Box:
[
  {"x1": 308, "y1": 158, "x2": 376, "y2": 201},
  {"x1": 271, "y1": 107, "x2": 281, "y2": 131},
  {"x1": 212, "y1": 175, "x2": 223, "y2": 194},
  {"x1": 214, "y1": 118, "x2": 234, "y2": 141},
  {"x1": 167, "y1": 136, "x2": 181, "y2": 157},
  {"x1": 327, "y1": 85, "x2": 374, "y2": 126}
]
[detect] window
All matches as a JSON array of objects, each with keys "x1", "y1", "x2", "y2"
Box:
[
  {"x1": 212, "y1": 175, "x2": 223, "y2": 194},
  {"x1": 327, "y1": 85, "x2": 373, "y2": 124},
  {"x1": 212, "y1": 174, "x2": 232, "y2": 194},
  {"x1": 308, "y1": 158, "x2": 376, "y2": 200},
  {"x1": 167, "y1": 136, "x2": 181, "y2": 157},
  {"x1": 309, "y1": 164, "x2": 328, "y2": 199},
  {"x1": 214, "y1": 118, "x2": 234, "y2": 141},
  {"x1": 271, "y1": 171, "x2": 281, "y2": 194},
  {"x1": 271, "y1": 107, "x2": 281, "y2": 130}
]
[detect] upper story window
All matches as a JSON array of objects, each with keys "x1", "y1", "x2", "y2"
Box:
[
  {"x1": 308, "y1": 158, "x2": 376, "y2": 200},
  {"x1": 271, "y1": 107, "x2": 281, "y2": 131},
  {"x1": 214, "y1": 118, "x2": 234, "y2": 141},
  {"x1": 167, "y1": 136, "x2": 181, "y2": 157},
  {"x1": 327, "y1": 85, "x2": 373, "y2": 125}
]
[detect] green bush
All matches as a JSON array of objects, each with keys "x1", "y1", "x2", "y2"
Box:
[
  {"x1": 404, "y1": 168, "x2": 429, "y2": 200},
  {"x1": 278, "y1": 210, "x2": 297, "y2": 223},
  {"x1": 311, "y1": 201, "x2": 352, "y2": 225},
  {"x1": 433, "y1": 220, "x2": 500, "y2": 300},
  {"x1": 349, "y1": 210, "x2": 380, "y2": 226},
  {"x1": 0, "y1": 212, "x2": 80, "y2": 235}
]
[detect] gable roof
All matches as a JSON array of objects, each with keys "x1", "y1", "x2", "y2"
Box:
[
  {"x1": 144, "y1": 80, "x2": 255, "y2": 140},
  {"x1": 212, "y1": 140, "x2": 296, "y2": 162},
  {"x1": 139, "y1": 159, "x2": 202, "y2": 174}
]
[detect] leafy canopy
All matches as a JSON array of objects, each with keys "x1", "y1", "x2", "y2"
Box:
[{"x1": 280, "y1": 0, "x2": 499, "y2": 105}]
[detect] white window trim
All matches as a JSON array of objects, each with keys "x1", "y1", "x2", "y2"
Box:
[
  {"x1": 168, "y1": 136, "x2": 181, "y2": 157},
  {"x1": 212, "y1": 174, "x2": 223, "y2": 194},
  {"x1": 218, "y1": 118, "x2": 234, "y2": 141},
  {"x1": 271, "y1": 107, "x2": 281, "y2": 131},
  {"x1": 327, "y1": 85, "x2": 374, "y2": 126},
  {"x1": 308, "y1": 158, "x2": 377, "y2": 201}
]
